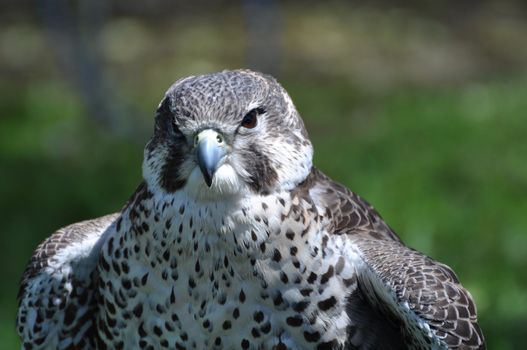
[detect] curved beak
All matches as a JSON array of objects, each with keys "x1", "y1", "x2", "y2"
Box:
[{"x1": 195, "y1": 129, "x2": 227, "y2": 187}]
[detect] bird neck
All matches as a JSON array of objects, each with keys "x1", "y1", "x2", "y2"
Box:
[{"x1": 120, "y1": 180, "x2": 319, "y2": 264}]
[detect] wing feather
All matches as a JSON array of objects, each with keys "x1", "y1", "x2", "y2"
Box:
[
  {"x1": 307, "y1": 168, "x2": 485, "y2": 349},
  {"x1": 351, "y1": 236, "x2": 485, "y2": 349},
  {"x1": 16, "y1": 214, "x2": 119, "y2": 350}
]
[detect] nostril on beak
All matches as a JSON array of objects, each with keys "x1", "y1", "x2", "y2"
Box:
[{"x1": 195, "y1": 129, "x2": 227, "y2": 187}]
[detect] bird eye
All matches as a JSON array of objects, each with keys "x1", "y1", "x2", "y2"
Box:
[{"x1": 241, "y1": 107, "x2": 265, "y2": 129}]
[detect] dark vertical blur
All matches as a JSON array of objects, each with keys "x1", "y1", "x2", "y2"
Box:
[
  {"x1": 243, "y1": 0, "x2": 282, "y2": 75},
  {"x1": 35, "y1": 0, "x2": 139, "y2": 136}
]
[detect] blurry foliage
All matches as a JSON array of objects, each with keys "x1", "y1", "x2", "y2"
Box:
[{"x1": 1, "y1": 1, "x2": 526, "y2": 349}]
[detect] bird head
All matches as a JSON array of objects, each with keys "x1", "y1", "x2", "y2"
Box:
[{"x1": 142, "y1": 70, "x2": 313, "y2": 200}]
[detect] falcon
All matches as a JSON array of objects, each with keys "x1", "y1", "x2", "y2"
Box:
[{"x1": 17, "y1": 70, "x2": 485, "y2": 349}]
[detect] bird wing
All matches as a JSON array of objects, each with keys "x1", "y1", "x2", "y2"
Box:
[
  {"x1": 306, "y1": 168, "x2": 485, "y2": 349},
  {"x1": 348, "y1": 235, "x2": 485, "y2": 349},
  {"x1": 16, "y1": 213, "x2": 119, "y2": 350}
]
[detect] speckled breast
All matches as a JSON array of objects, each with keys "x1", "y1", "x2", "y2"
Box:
[{"x1": 96, "y1": 191, "x2": 358, "y2": 349}]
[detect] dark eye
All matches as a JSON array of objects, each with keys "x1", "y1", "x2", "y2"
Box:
[{"x1": 241, "y1": 107, "x2": 265, "y2": 129}]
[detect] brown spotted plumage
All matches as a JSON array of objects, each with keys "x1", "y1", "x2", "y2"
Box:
[
  {"x1": 17, "y1": 70, "x2": 485, "y2": 349},
  {"x1": 17, "y1": 214, "x2": 118, "y2": 349}
]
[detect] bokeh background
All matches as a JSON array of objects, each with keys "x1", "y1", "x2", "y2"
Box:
[{"x1": 1, "y1": 1, "x2": 526, "y2": 348}]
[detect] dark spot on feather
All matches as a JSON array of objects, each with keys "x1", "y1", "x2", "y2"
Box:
[
  {"x1": 317, "y1": 341, "x2": 337, "y2": 350},
  {"x1": 307, "y1": 272, "x2": 317, "y2": 284},
  {"x1": 253, "y1": 311, "x2": 264, "y2": 323},
  {"x1": 293, "y1": 300, "x2": 310, "y2": 312},
  {"x1": 320, "y1": 265, "x2": 334, "y2": 284},
  {"x1": 280, "y1": 271, "x2": 289, "y2": 283},
  {"x1": 304, "y1": 330, "x2": 321, "y2": 342},
  {"x1": 272, "y1": 248, "x2": 282, "y2": 262},
  {"x1": 286, "y1": 316, "x2": 303, "y2": 327},
  {"x1": 317, "y1": 296, "x2": 337, "y2": 311},
  {"x1": 260, "y1": 322, "x2": 271, "y2": 334},
  {"x1": 251, "y1": 327, "x2": 260, "y2": 338},
  {"x1": 290, "y1": 246, "x2": 298, "y2": 256}
]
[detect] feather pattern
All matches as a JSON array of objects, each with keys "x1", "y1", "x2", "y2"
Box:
[
  {"x1": 16, "y1": 214, "x2": 118, "y2": 350},
  {"x1": 306, "y1": 168, "x2": 485, "y2": 349},
  {"x1": 16, "y1": 70, "x2": 485, "y2": 350}
]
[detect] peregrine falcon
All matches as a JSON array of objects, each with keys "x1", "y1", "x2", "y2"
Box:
[{"x1": 17, "y1": 70, "x2": 485, "y2": 349}]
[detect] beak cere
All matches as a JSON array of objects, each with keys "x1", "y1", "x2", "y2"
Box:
[{"x1": 195, "y1": 129, "x2": 227, "y2": 187}]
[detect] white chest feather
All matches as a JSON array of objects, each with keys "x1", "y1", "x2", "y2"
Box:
[{"x1": 97, "y1": 188, "x2": 358, "y2": 349}]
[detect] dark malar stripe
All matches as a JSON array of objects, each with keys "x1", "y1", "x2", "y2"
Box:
[{"x1": 243, "y1": 144, "x2": 278, "y2": 194}]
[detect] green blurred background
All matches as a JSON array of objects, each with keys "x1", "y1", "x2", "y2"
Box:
[{"x1": 1, "y1": 1, "x2": 526, "y2": 348}]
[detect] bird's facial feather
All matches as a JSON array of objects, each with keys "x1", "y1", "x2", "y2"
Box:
[{"x1": 142, "y1": 70, "x2": 313, "y2": 199}]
